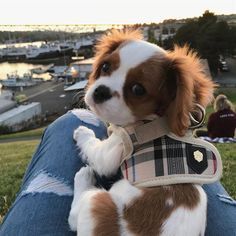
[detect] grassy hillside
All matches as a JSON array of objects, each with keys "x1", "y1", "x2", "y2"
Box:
[{"x1": 0, "y1": 88, "x2": 235, "y2": 223}]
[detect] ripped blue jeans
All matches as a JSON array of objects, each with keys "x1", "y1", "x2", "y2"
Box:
[{"x1": 1, "y1": 109, "x2": 236, "y2": 236}]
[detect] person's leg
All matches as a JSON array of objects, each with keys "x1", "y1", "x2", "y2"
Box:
[
  {"x1": 0, "y1": 109, "x2": 108, "y2": 236},
  {"x1": 203, "y1": 182, "x2": 236, "y2": 236}
]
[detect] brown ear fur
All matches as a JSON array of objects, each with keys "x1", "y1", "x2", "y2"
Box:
[
  {"x1": 165, "y1": 46, "x2": 216, "y2": 136},
  {"x1": 95, "y1": 29, "x2": 142, "y2": 59},
  {"x1": 89, "y1": 29, "x2": 142, "y2": 84}
]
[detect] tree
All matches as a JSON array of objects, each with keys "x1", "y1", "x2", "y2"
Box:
[
  {"x1": 198, "y1": 10, "x2": 217, "y2": 26},
  {"x1": 228, "y1": 26, "x2": 236, "y2": 56},
  {"x1": 162, "y1": 37, "x2": 174, "y2": 50},
  {"x1": 174, "y1": 20, "x2": 199, "y2": 48},
  {"x1": 147, "y1": 29, "x2": 158, "y2": 45},
  {"x1": 173, "y1": 11, "x2": 234, "y2": 75}
]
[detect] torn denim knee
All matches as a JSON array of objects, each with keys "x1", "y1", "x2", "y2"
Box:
[
  {"x1": 217, "y1": 194, "x2": 236, "y2": 206},
  {"x1": 22, "y1": 172, "x2": 73, "y2": 196},
  {"x1": 71, "y1": 109, "x2": 101, "y2": 127}
]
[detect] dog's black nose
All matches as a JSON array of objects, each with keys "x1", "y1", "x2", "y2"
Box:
[{"x1": 93, "y1": 85, "x2": 112, "y2": 104}]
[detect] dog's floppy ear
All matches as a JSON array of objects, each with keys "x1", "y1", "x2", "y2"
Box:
[{"x1": 164, "y1": 46, "x2": 215, "y2": 136}]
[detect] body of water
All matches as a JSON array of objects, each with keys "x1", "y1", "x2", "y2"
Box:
[{"x1": 0, "y1": 62, "x2": 52, "y2": 80}]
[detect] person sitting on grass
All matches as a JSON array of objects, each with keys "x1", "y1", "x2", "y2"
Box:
[{"x1": 195, "y1": 94, "x2": 236, "y2": 139}]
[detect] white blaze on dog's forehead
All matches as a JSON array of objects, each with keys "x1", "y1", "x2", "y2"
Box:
[{"x1": 119, "y1": 40, "x2": 166, "y2": 69}]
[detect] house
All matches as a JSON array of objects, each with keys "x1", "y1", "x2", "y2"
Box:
[
  {"x1": 0, "y1": 102, "x2": 41, "y2": 132},
  {"x1": 153, "y1": 21, "x2": 185, "y2": 41},
  {"x1": 70, "y1": 58, "x2": 94, "y2": 81},
  {"x1": 0, "y1": 89, "x2": 16, "y2": 114},
  {"x1": 64, "y1": 80, "x2": 88, "y2": 91},
  {"x1": 63, "y1": 58, "x2": 94, "y2": 107},
  {"x1": 64, "y1": 57, "x2": 94, "y2": 91}
]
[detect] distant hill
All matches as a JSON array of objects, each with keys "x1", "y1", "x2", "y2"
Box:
[
  {"x1": 158, "y1": 14, "x2": 236, "y2": 26},
  {"x1": 0, "y1": 13, "x2": 235, "y2": 44},
  {"x1": 217, "y1": 14, "x2": 236, "y2": 26}
]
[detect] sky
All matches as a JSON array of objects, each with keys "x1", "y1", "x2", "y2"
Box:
[{"x1": 0, "y1": 0, "x2": 235, "y2": 25}]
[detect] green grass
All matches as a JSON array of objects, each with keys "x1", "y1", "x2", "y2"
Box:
[
  {"x1": 0, "y1": 127, "x2": 45, "y2": 140},
  {"x1": 0, "y1": 140, "x2": 235, "y2": 224},
  {"x1": 216, "y1": 143, "x2": 236, "y2": 199},
  {"x1": 0, "y1": 140, "x2": 39, "y2": 223}
]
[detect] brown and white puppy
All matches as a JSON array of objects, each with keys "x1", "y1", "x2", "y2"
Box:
[{"x1": 69, "y1": 30, "x2": 215, "y2": 236}]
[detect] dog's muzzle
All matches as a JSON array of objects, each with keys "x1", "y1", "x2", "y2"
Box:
[{"x1": 93, "y1": 85, "x2": 112, "y2": 104}]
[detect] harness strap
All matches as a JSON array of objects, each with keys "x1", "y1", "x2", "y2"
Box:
[{"x1": 108, "y1": 118, "x2": 222, "y2": 187}]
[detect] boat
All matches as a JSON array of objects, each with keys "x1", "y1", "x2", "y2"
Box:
[
  {"x1": 58, "y1": 42, "x2": 74, "y2": 55},
  {"x1": 26, "y1": 42, "x2": 74, "y2": 61},
  {"x1": 48, "y1": 65, "x2": 68, "y2": 74},
  {"x1": 0, "y1": 72, "x2": 38, "y2": 88},
  {"x1": 1, "y1": 46, "x2": 27, "y2": 61},
  {"x1": 30, "y1": 63, "x2": 54, "y2": 74},
  {"x1": 0, "y1": 37, "x2": 96, "y2": 63},
  {"x1": 49, "y1": 65, "x2": 79, "y2": 85},
  {"x1": 26, "y1": 44, "x2": 60, "y2": 60},
  {"x1": 73, "y1": 36, "x2": 94, "y2": 59}
]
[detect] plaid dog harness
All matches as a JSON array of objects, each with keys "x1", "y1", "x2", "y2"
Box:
[{"x1": 108, "y1": 117, "x2": 222, "y2": 187}]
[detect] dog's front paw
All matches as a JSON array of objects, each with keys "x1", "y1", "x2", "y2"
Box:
[
  {"x1": 73, "y1": 126, "x2": 95, "y2": 144},
  {"x1": 74, "y1": 166, "x2": 96, "y2": 188},
  {"x1": 69, "y1": 166, "x2": 96, "y2": 231}
]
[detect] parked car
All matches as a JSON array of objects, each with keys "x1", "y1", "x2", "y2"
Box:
[{"x1": 218, "y1": 60, "x2": 229, "y2": 72}]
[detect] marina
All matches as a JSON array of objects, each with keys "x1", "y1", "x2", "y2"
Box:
[
  {"x1": 0, "y1": 62, "x2": 52, "y2": 84},
  {"x1": 0, "y1": 55, "x2": 91, "y2": 123},
  {"x1": 0, "y1": 34, "x2": 97, "y2": 64},
  {"x1": 0, "y1": 72, "x2": 38, "y2": 88}
]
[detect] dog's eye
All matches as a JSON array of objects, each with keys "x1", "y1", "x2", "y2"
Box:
[
  {"x1": 101, "y1": 62, "x2": 111, "y2": 73},
  {"x1": 131, "y1": 83, "x2": 146, "y2": 96}
]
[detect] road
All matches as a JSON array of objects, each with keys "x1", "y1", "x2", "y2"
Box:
[
  {"x1": 214, "y1": 58, "x2": 236, "y2": 86},
  {"x1": 15, "y1": 80, "x2": 63, "y2": 98},
  {"x1": 15, "y1": 80, "x2": 77, "y2": 116}
]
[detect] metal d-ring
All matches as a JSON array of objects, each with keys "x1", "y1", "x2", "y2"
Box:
[{"x1": 189, "y1": 104, "x2": 206, "y2": 129}]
